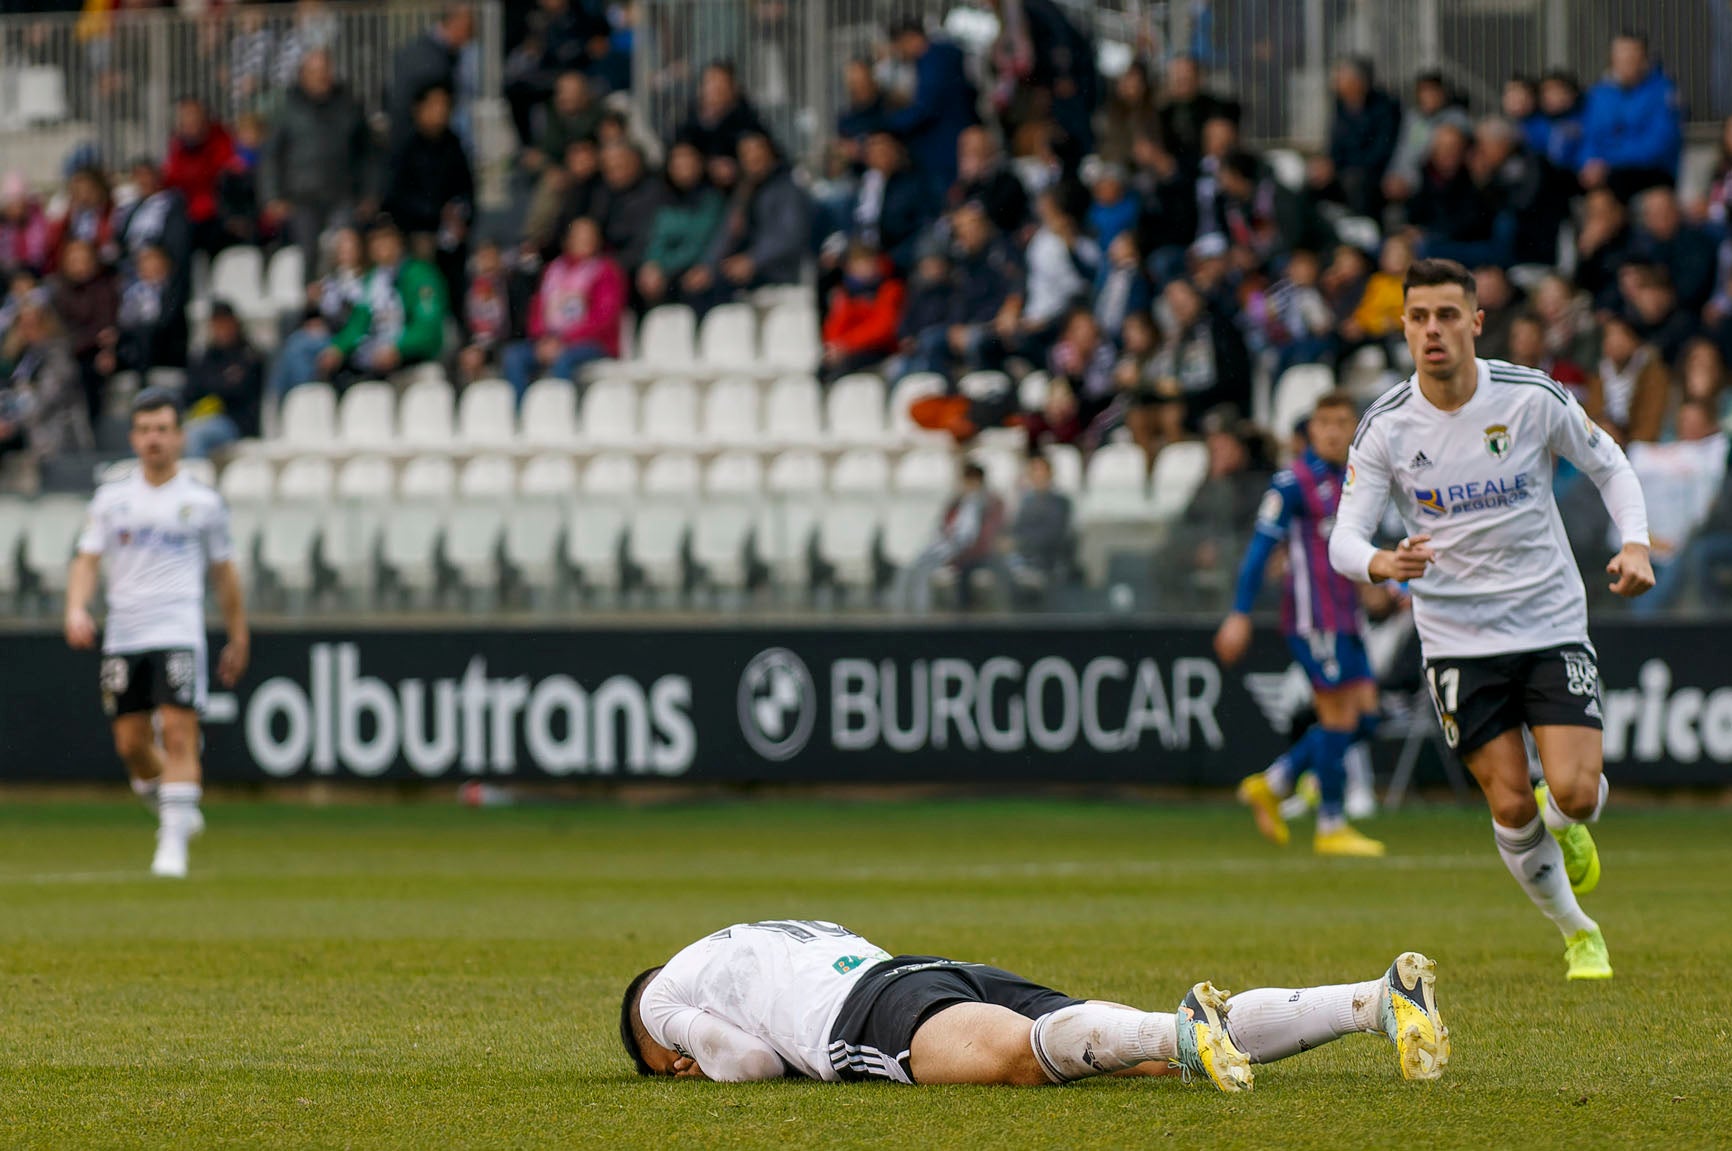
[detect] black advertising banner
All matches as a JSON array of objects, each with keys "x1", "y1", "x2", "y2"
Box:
[{"x1": 1, "y1": 620, "x2": 1728, "y2": 786}]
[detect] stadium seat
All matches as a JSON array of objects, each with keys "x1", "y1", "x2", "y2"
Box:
[
  {"x1": 701, "y1": 377, "x2": 762, "y2": 447},
  {"x1": 458, "y1": 455, "x2": 516, "y2": 498},
  {"x1": 379, "y1": 500, "x2": 445, "y2": 601},
  {"x1": 22, "y1": 497, "x2": 86, "y2": 594},
  {"x1": 705, "y1": 451, "x2": 764, "y2": 495},
  {"x1": 327, "y1": 458, "x2": 392, "y2": 601},
  {"x1": 830, "y1": 448, "x2": 891, "y2": 494},
  {"x1": 335, "y1": 455, "x2": 394, "y2": 499},
  {"x1": 815, "y1": 496, "x2": 881, "y2": 590},
  {"x1": 277, "y1": 384, "x2": 337, "y2": 455},
  {"x1": 444, "y1": 501, "x2": 506, "y2": 599},
  {"x1": 827, "y1": 374, "x2": 889, "y2": 446},
  {"x1": 958, "y1": 371, "x2": 1010, "y2": 402},
  {"x1": 398, "y1": 379, "x2": 456, "y2": 449},
  {"x1": 1079, "y1": 443, "x2": 1151, "y2": 520},
  {"x1": 975, "y1": 444, "x2": 1024, "y2": 498},
  {"x1": 579, "y1": 378, "x2": 637, "y2": 447},
  {"x1": 276, "y1": 456, "x2": 335, "y2": 502},
  {"x1": 692, "y1": 453, "x2": 764, "y2": 589},
  {"x1": 880, "y1": 496, "x2": 946, "y2": 569},
  {"x1": 519, "y1": 378, "x2": 579, "y2": 450},
  {"x1": 635, "y1": 453, "x2": 699, "y2": 587},
  {"x1": 457, "y1": 379, "x2": 517, "y2": 450},
  {"x1": 761, "y1": 302, "x2": 819, "y2": 373},
  {"x1": 893, "y1": 447, "x2": 956, "y2": 493},
  {"x1": 265, "y1": 247, "x2": 306, "y2": 314},
  {"x1": 0, "y1": 500, "x2": 26, "y2": 600},
  {"x1": 1018, "y1": 370, "x2": 1051, "y2": 413},
  {"x1": 1148, "y1": 441, "x2": 1209, "y2": 521},
  {"x1": 764, "y1": 376, "x2": 824, "y2": 447},
  {"x1": 210, "y1": 246, "x2": 265, "y2": 315},
  {"x1": 519, "y1": 453, "x2": 578, "y2": 496},
  {"x1": 642, "y1": 378, "x2": 700, "y2": 447},
  {"x1": 760, "y1": 451, "x2": 825, "y2": 583},
  {"x1": 1044, "y1": 444, "x2": 1083, "y2": 495},
  {"x1": 583, "y1": 452, "x2": 639, "y2": 495},
  {"x1": 887, "y1": 372, "x2": 953, "y2": 447},
  {"x1": 697, "y1": 302, "x2": 758, "y2": 370},
  {"x1": 565, "y1": 502, "x2": 629, "y2": 592},
  {"x1": 1334, "y1": 215, "x2": 1382, "y2": 252},
  {"x1": 258, "y1": 502, "x2": 323, "y2": 601},
  {"x1": 400, "y1": 455, "x2": 456, "y2": 499},
  {"x1": 502, "y1": 499, "x2": 564, "y2": 599},
  {"x1": 1272, "y1": 364, "x2": 1337, "y2": 444},
  {"x1": 1265, "y1": 147, "x2": 1305, "y2": 191},
  {"x1": 218, "y1": 456, "x2": 274, "y2": 504},
  {"x1": 638, "y1": 304, "x2": 697, "y2": 372},
  {"x1": 337, "y1": 382, "x2": 397, "y2": 452},
  {"x1": 225, "y1": 505, "x2": 261, "y2": 589},
  {"x1": 643, "y1": 453, "x2": 701, "y2": 495},
  {"x1": 766, "y1": 450, "x2": 824, "y2": 493}
]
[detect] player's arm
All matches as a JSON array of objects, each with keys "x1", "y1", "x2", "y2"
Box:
[
  {"x1": 65, "y1": 493, "x2": 106, "y2": 649},
  {"x1": 1329, "y1": 428, "x2": 1435, "y2": 583},
  {"x1": 1548, "y1": 394, "x2": 1654, "y2": 597},
  {"x1": 1214, "y1": 479, "x2": 1295, "y2": 665},
  {"x1": 653, "y1": 1008, "x2": 787, "y2": 1083},
  {"x1": 205, "y1": 499, "x2": 250, "y2": 686}
]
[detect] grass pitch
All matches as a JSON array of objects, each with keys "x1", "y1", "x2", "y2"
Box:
[{"x1": 1, "y1": 798, "x2": 1727, "y2": 1149}]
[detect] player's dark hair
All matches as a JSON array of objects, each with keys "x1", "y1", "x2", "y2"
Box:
[
  {"x1": 131, "y1": 387, "x2": 182, "y2": 427},
  {"x1": 1312, "y1": 390, "x2": 1357, "y2": 415},
  {"x1": 1403, "y1": 258, "x2": 1477, "y2": 300},
  {"x1": 619, "y1": 966, "x2": 665, "y2": 1076}
]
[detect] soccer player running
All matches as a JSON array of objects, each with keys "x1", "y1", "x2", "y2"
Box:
[
  {"x1": 1329, "y1": 259, "x2": 1653, "y2": 980},
  {"x1": 1215, "y1": 391, "x2": 1386, "y2": 857},
  {"x1": 64, "y1": 389, "x2": 250, "y2": 878},
  {"x1": 620, "y1": 919, "x2": 1449, "y2": 1089}
]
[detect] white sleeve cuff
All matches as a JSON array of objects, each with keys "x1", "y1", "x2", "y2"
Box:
[{"x1": 1329, "y1": 533, "x2": 1381, "y2": 585}]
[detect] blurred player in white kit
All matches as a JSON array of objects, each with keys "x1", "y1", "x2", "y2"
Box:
[{"x1": 64, "y1": 389, "x2": 250, "y2": 877}]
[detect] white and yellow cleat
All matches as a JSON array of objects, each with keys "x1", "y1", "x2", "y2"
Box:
[
  {"x1": 1174, "y1": 981, "x2": 1254, "y2": 1092},
  {"x1": 1380, "y1": 952, "x2": 1450, "y2": 1080},
  {"x1": 1314, "y1": 825, "x2": 1387, "y2": 857},
  {"x1": 1237, "y1": 772, "x2": 1291, "y2": 847}
]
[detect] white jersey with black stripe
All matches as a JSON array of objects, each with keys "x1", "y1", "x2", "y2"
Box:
[
  {"x1": 1333, "y1": 358, "x2": 1645, "y2": 659},
  {"x1": 638, "y1": 921, "x2": 891, "y2": 1082}
]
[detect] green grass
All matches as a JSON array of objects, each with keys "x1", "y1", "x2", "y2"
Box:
[{"x1": 1, "y1": 799, "x2": 1727, "y2": 1149}]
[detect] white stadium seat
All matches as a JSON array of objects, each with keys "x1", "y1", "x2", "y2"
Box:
[
  {"x1": 830, "y1": 449, "x2": 891, "y2": 494},
  {"x1": 337, "y1": 382, "x2": 396, "y2": 452},
  {"x1": 630, "y1": 500, "x2": 691, "y2": 590},
  {"x1": 1271, "y1": 364, "x2": 1337, "y2": 445},
  {"x1": 639, "y1": 305, "x2": 696, "y2": 371},
  {"x1": 893, "y1": 448, "x2": 956, "y2": 493},
  {"x1": 380, "y1": 501, "x2": 445, "y2": 598},
  {"x1": 276, "y1": 456, "x2": 335, "y2": 502},
  {"x1": 457, "y1": 379, "x2": 517, "y2": 449},
  {"x1": 210, "y1": 246, "x2": 265, "y2": 314},
  {"x1": 259, "y1": 503, "x2": 323, "y2": 596},
  {"x1": 880, "y1": 496, "x2": 945, "y2": 568},
  {"x1": 1018, "y1": 370, "x2": 1051, "y2": 413},
  {"x1": 643, "y1": 453, "x2": 701, "y2": 495},
  {"x1": 698, "y1": 302, "x2": 758, "y2": 369},
  {"x1": 444, "y1": 502, "x2": 505, "y2": 594},
  {"x1": 761, "y1": 302, "x2": 819, "y2": 373},
  {"x1": 519, "y1": 454, "x2": 579, "y2": 496},
  {"x1": 326, "y1": 456, "x2": 393, "y2": 599},
  {"x1": 399, "y1": 455, "x2": 456, "y2": 500},
  {"x1": 1080, "y1": 442, "x2": 1151, "y2": 521},
  {"x1": 764, "y1": 376, "x2": 823, "y2": 446},
  {"x1": 0, "y1": 501, "x2": 26, "y2": 598},
  {"x1": 767, "y1": 449, "x2": 825, "y2": 494},
  {"x1": 888, "y1": 372, "x2": 951, "y2": 447},
  {"x1": 1045, "y1": 443, "x2": 1083, "y2": 496},
  {"x1": 565, "y1": 503, "x2": 629, "y2": 591},
  {"x1": 265, "y1": 246, "x2": 306, "y2": 313},
  {"x1": 701, "y1": 377, "x2": 762, "y2": 447},
  {"x1": 225, "y1": 505, "x2": 261, "y2": 588},
  {"x1": 958, "y1": 371, "x2": 1010, "y2": 402},
  {"x1": 643, "y1": 378, "x2": 700, "y2": 447},
  {"x1": 694, "y1": 451, "x2": 761, "y2": 587},
  {"x1": 705, "y1": 452, "x2": 764, "y2": 494},
  {"x1": 583, "y1": 453, "x2": 639, "y2": 495},
  {"x1": 22, "y1": 497, "x2": 85, "y2": 593},
  {"x1": 815, "y1": 496, "x2": 881, "y2": 589},
  {"x1": 974, "y1": 445, "x2": 1024, "y2": 499},
  {"x1": 398, "y1": 379, "x2": 455, "y2": 449},
  {"x1": 580, "y1": 378, "x2": 638, "y2": 447},
  {"x1": 1149, "y1": 441, "x2": 1210, "y2": 521},
  {"x1": 336, "y1": 455, "x2": 394, "y2": 499},
  {"x1": 503, "y1": 500, "x2": 564, "y2": 595},
  {"x1": 827, "y1": 375, "x2": 889, "y2": 446},
  {"x1": 218, "y1": 456, "x2": 274, "y2": 504},
  {"x1": 519, "y1": 379, "x2": 579, "y2": 449},
  {"x1": 278, "y1": 384, "x2": 336, "y2": 453},
  {"x1": 760, "y1": 450, "x2": 825, "y2": 583},
  {"x1": 459, "y1": 455, "x2": 516, "y2": 498},
  {"x1": 1335, "y1": 215, "x2": 1382, "y2": 252}
]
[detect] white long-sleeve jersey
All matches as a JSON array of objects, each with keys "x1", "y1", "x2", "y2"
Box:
[
  {"x1": 637, "y1": 921, "x2": 892, "y2": 1082},
  {"x1": 1329, "y1": 359, "x2": 1649, "y2": 659}
]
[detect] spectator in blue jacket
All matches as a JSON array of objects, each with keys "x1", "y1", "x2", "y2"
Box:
[
  {"x1": 1538, "y1": 70, "x2": 1587, "y2": 176},
  {"x1": 1327, "y1": 57, "x2": 1402, "y2": 220},
  {"x1": 1579, "y1": 33, "x2": 1682, "y2": 202},
  {"x1": 886, "y1": 19, "x2": 980, "y2": 200}
]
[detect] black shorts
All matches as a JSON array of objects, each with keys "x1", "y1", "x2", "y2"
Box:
[
  {"x1": 827, "y1": 955, "x2": 1083, "y2": 1084},
  {"x1": 100, "y1": 648, "x2": 206, "y2": 718},
  {"x1": 1422, "y1": 642, "x2": 1601, "y2": 757}
]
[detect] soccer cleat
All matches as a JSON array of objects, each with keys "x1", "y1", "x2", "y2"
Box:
[
  {"x1": 1173, "y1": 982, "x2": 1253, "y2": 1093},
  {"x1": 150, "y1": 830, "x2": 188, "y2": 879},
  {"x1": 1280, "y1": 771, "x2": 1320, "y2": 821},
  {"x1": 1535, "y1": 784, "x2": 1600, "y2": 894},
  {"x1": 1564, "y1": 927, "x2": 1613, "y2": 980},
  {"x1": 1314, "y1": 825, "x2": 1387, "y2": 857},
  {"x1": 1237, "y1": 772, "x2": 1290, "y2": 846},
  {"x1": 1379, "y1": 952, "x2": 1450, "y2": 1080}
]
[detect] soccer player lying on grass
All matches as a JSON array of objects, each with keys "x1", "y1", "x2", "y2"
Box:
[{"x1": 620, "y1": 920, "x2": 1448, "y2": 1091}]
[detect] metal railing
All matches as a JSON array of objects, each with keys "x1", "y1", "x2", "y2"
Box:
[{"x1": 0, "y1": 1, "x2": 505, "y2": 176}]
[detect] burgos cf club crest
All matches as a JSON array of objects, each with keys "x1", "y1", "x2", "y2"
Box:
[{"x1": 1483, "y1": 424, "x2": 1511, "y2": 459}]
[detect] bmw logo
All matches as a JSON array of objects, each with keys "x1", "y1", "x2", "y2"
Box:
[{"x1": 738, "y1": 648, "x2": 816, "y2": 761}]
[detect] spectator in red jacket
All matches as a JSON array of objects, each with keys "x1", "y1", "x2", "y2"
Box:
[
  {"x1": 500, "y1": 216, "x2": 624, "y2": 400},
  {"x1": 161, "y1": 96, "x2": 237, "y2": 255},
  {"x1": 820, "y1": 244, "x2": 906, "y2": 382}
]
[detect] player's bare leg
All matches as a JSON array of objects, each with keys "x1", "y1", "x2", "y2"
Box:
[
  {"x1": 112, "y1": 713, "x2": 165, "y2": 814},
  {"x1": 909, "y1": 1003, "x2": 1058, "y2": 1085},
  {"x1": 150, "y1": 706, "x2": 205, "y2": 879},
  {"x1": 1467, "y1": 730, "x2": 1608, "y2": 978},
  {"x1": 1310, "y1": 688, "x2": 1384, "y2": 856}
]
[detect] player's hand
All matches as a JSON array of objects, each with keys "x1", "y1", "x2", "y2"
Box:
[
  {"x1": 1372, "y1": 534, "x2": 1436, "y2": 582},
  {"x1": 218, "y1": 634, "x2": 251, "y2": 687},
  {"x1": 671, "y1": 1056, "x2": 708, "y2": 1080},
  {"x1": 1607, "y1": 543, "x2": 1655, "y2": 598},
  {"x1": 64, "y1": 607, "x2": 97, "y2": 650},
  {"x1": 1213, "y1": 612, "x2": 1253, "y2": 666}
]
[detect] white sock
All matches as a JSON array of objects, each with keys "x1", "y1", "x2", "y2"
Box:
[
  {"x1": 1493, "y1": 816, "x2": 1596, "y2": 937},
  {"x1": 1029, "y1": 1004, "x2": 1177, "y2": 1083},
  {"x1": 131, "y1": 777, "x2": 160, "y2": 814},
  {"x1": 1541, "y1": 775, "x2": 1609, "y2": 832},
  {"x1": 1263, "y1": 755, "x2": 1294, "y2": 796},
  {"x1": 1224, "y1": 981, "x2": 1384, "y2": 1063},
  {"x1": 158, "y1": 782, "x2": 202, "y2": 837},
  {"x1": 1317, "y1": 812, "x2": 1346, "y2": 834}
]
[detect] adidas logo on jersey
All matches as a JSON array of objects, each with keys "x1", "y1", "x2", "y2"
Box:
[{"x1": 1410, "y1": 450, "x2": 1434, "y2": 471}]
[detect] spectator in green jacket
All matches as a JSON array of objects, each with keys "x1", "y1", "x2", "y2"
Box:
[
  {"x1": 316, "y1": 217, "x2": 449, "y2": 381},
  {"x1": 636, "y1": 141, "x2": 725, "y2": 309}
]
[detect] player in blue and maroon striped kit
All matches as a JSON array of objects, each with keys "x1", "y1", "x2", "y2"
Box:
[{"x1": 1214, "y1": 391, "x2": 1386, "y2": 856}]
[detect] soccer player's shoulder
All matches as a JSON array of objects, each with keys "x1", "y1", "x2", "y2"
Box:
[
  {"x1": 1483, "y1": 358, "x2": 1570, "y2": 408},
  {"x1": 1351, "y1": 376, "x2": 1416, "y2": 447}
]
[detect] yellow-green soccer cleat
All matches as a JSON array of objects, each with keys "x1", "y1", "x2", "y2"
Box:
[
  {"x1": 1535, "y1": 784, "x2": 1601, "y2": 894},
  {"x1": 1173, "y1": 982, "x2": 1253, "y2": 1093},
  {"x1": 1380, "y1": 952, "x2": 1450, "y2": 1080},
  {"x1": 1564, "y1": 927, "x2": 1613, "y2": 980},
  {"x1": 1237, "y1": 772, "x2": 1290, "y2": 847},
  {"x1": 1314, "y1": 825, "x2": 1387, "y2": 857}
]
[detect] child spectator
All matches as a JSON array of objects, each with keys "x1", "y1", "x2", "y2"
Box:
[
  {"x1": 47, "y1": 168, "x2": 116, "y2": 272},
  {"x1": 820, "y1": 244, "x2": 906, "y2": 383},
  {"x1": 0, "y1": 173, "x2": 50, "y2": 277},
  {"x1": 270, "y1": 226, "x2": 369, "y2": 399},
  {"x1": 1341, "y1": 235, "x2": 1411, "y2": 354},
  {"x1": 1246, "y1": 249, "x2": 1333, "y2": 377},
  {"x1": 105, "y1": 245, "x2": 188, "y2": 377},
  {"x1": 183, "y1": 301, "x2": 264, "y2": 458},
  {"x1": 457, "y1": 239, "x2": 516, "y2": 386}
]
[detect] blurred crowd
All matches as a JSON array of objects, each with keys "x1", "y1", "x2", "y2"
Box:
[{"x1": 2, "y1": 2, "x2": 1731, "y2": 603}]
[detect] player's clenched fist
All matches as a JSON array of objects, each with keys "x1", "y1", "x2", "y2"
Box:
[
  {"x1": 1605, "y1": 542, "x2": 1655, "y2": 597},
  {"x1": 1369, "y1": 534, "x2": 1436, "y2": 582},
  {"x1": 64, "y1": 606, "x2": 97, "y2": 650}
]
